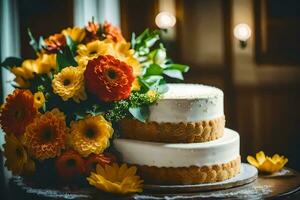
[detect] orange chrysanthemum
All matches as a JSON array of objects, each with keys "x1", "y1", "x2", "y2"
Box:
[
  {"x1": 0, "y1": 89, "x2": 37, "y2": 137},
  {"x1": 44, "y1": 33, "x2": 66, "y2": 53},
  {"x1": 85, "y1": 21, "x2": 100, "y2": 42},
  {"x1": 84, "y1": 55, "x2": 135, "y2": 102},
  {"x1": 103, "y1": 21, "x2": 125, "y2": 42},
  {"x1": 55, "y1": 150, "x2": 85, "y2": 182},
  {"x1": 23, "y1": 109, "x2": 67, "y2": 160},
  {"x1": 86, "y1": 153, "x2": 116, "y2": 174}
]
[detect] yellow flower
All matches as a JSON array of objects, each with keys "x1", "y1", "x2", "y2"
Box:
[
  {"x1": 33, "y1": 92, "x2": 45, "y2": 109},
  {"x1": 62, "y1": 27, "x2": 86, "y2": 43},
  {"x1": 76, "y1": 39, "x2": 141, "y2": 76},
  {"x1": 35, "y1": 53, "x2": 57, "y2": 74},
  {"x1": 87, "y1": 163, "x2": 143, "y2": 194},
  {"x1": 247, "y1": 151, "x2": 288, "y2": 173},
  {"x1": 146, "y1": 90, "x2": 158, "y2": 103},
  {"x1": 76, "y1": 40, "x2": 114, "y2": 66},
  {"x1": 113, "y1": 42, "x2": 141, "y2": 77},
  {"x1": 132, "y1": 79, "x2": 141, "y2": 91},
  {"x1": 52, "y1": 66, "x2": 87, "y2": 103},
  {"x1": 10, "y1": 54, "x2": 56, "y2": 88},
  {"x1": 10, "y1": 60, "x2": 36, "y2": 88},
  {"x1": 3, "y1": 134, "x2": 28, "y2": 175},
  {"x1": 69, "y1": 115, "x2": 113, "y2": 157}
]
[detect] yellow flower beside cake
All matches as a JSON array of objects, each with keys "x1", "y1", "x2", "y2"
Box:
[{"x1": 247, "y1": 151, "x2": 288, "y2": 173}]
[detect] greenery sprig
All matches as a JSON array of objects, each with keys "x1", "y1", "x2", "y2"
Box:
[{"x1": 131, "y1": 29, "x2": 189, "y2": 94}]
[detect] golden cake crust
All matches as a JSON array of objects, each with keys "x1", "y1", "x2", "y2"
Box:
[
  {"x1": 137, "y1": 156, "x2": 240, "y2": 185},
  {"x1": 118, "y1": 116, "x2": 225, "y2": 143}
]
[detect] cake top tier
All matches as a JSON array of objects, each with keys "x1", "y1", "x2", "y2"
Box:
[
  {"x1": 148, "y1": 83, "x2": 224, "y2": 123},
  {"x1": 162, "y1": 84, "x2": 223, "y2": 99}
]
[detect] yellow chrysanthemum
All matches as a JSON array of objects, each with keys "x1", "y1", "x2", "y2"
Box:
[
  {"x1": 33, "y1": 92, "x2": 45, "y2": 109},
  {"x1": 52, "y1": 66, "x2": 87, "y2": 103},
  {"x1": 69, "y1": 115, "x2": 113, "y2": 157},
  {"x1": 10, "y1": 54, "x2": 56, "y2": 88},
  {"x1": 10, "y1": 60, "x2": 36, "y2": 88},
  {"x1": 87, "y1": 163, "x2": 143, "y2": 194},
  {"x1": 247, "y1": 151, "x2": 288, "y2": 173},
  {"x1": 76, "y1": 39, "x2": 141, "y2": 76},
  {"x1": 3, "y1": 134, "x2": 28, "y2": 175},
  {"x1": 76, "y1": 40, "x2": 114, "y2": 65},
  {"x1": 62, "y1": 27, "x2": 86, "y2": 43},
  {"x1": 35, "y1": 53, "x2": 57, "y2": 74}
]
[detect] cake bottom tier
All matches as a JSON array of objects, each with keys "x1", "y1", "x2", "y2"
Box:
[{"x1": 138, "y1": 156, "x2": 241, "y2": 185}]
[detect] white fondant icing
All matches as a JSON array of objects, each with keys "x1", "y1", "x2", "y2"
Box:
[
  {"x1": 148, "y1": 84, "x2": 224, "y2": 122},
  {"x1": 114, "y1": 128, "x2": 240, "y2": 167}
]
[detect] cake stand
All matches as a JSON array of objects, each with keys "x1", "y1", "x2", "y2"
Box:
[{"x1": 8, "y1": 164, "x2": 300, "y2": 200}]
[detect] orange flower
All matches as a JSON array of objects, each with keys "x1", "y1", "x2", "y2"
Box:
[
  {"x1": 84, "y1": 55, "x2": 134, "y2": 102},
  {"x1": 103, "y1": 21, "x2": 125, "y2": 42},
  {"x1": 44, "y1": 33, "x2": 66, "y2": 53},
  {"x1": 86, "y1": 153, "x2": 116, "y2": 174},
  {"x1": 23, "y1": 109, "x2": 67, "y2": 160},
  {"x1": 85, "y1": 21, "x2": 100, "y2": 42},
  {"x1": 55, "y1": 150, "x2": 85, "y2": 182},
  {"x1": 0, "y1": 90, "x2": 37, "y2": 137}
]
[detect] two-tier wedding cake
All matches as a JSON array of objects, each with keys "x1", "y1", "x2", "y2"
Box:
[{"x1": 116, "y1": 84, "x2": 241, "y2": 184}]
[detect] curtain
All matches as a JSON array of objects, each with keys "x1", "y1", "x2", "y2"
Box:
[
  {"x1": 0, "y1": 0, "x2": 20, "y2": 192},
  {"x1": 73, "y1": 0, "x2": 120, "y2": 27}
]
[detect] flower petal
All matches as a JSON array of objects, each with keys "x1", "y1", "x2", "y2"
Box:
[
  {"x1": 256, "y1": 151, "x2": 266, "y2": 165},
  {"x1": 247, "y1": 155, "x2": 259, "y2": 167}
]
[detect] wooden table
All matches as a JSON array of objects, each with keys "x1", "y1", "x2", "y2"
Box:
[{"x1": 8, "y1": 168, "x2": 300, "y2": 200}]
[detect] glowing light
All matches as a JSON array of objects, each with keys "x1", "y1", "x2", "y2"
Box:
[
  {"x1": 234, "y1": 23, "x2": 251, "y2": 41},
  {"x1": 155, "y1": 12, "x2": 176, "y2": 29}
]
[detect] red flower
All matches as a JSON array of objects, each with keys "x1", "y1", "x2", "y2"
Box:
[
  {"x1": 86, "y1": 153, "x2": 117, "y2": 174},
  {"x1": 55, "y1": 150, "x2": 85, "y2": 182},
  {"x1": 103, "y1": 21, "x2": 125, "y2": 42},
  {"x1": 84, "y1": 55, "x2": 134, "y2": 102},
  {"x1": 44, "y1": 33, "x2": 66, "y2": 53},
  {"x1": 0, "y1": 89, "x2": 37, "y2": 137}
]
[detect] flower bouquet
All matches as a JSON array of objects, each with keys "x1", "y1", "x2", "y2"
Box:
[{"x1": 0, "y1": 20, "x2": 189, "y2": 194}]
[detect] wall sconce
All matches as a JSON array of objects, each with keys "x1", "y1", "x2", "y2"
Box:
[
  {"x1": 233, "y1": 23, "x2": 251, "y2": 49},
  {"x1": 155, "y1": 11, "x2": 176, "y2": 29}
]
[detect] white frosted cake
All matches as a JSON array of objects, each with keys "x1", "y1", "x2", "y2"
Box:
[
  {"x1": 119, "y1": 84, "x2": 225, "y2": 143},
  {"x1": 149, "y1": 84, "x2": 224, "y2": 123},
  {"x1": 116, "y1": 84, "x2": 240, "y2": 184}
]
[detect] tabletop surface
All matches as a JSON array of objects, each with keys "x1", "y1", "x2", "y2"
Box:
[{"x1": 8, "y1": 168, "x2": 300, "y2": 200}]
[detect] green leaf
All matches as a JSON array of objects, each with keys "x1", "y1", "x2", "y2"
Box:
[
  {"x1": 144, "y1": 64, "x2": 163, "y2": 76},
  {"x1": 145, "y1": 34, "x2": 159, "y2": 48},
  {"x1": 38, "y1": 36, "x2": 45, "y2": 49},
  {"x1": 0, "y1": 57, "x2": 23, "y2": 69},
  {"x1": 163, "y1": 69, "x2": 184, "y2": 80},
  {"x1": 131, "y1": 32, "x2": 136, "y2": 49},
  {"x1": 164, "y1": 64, "x2": 189, "y2": 72},
  {"x1": 27, "y1": 28, "x2": 39, "y2": 52},
  {"x1": 137, "y1": 76, "x2": 150, "y2": 92},
  {"x1": 156, "y1": 81, "x2": 168, "y2": 94},
  {"x1": 66, "y1": 35, "x2": 77, "y2": 54},
  {"x1": 135, "y1": 29, "x2": 149, "y2": 44},
  {"x1": 129, "y1": 106, "x2": 149, "y2": 122},
  {"x1": 144, "y1": 75, "x2": 164, "y2": 86},
  {"x1": 56, "y1": 47, "x2": 78, "y2": 71}
]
